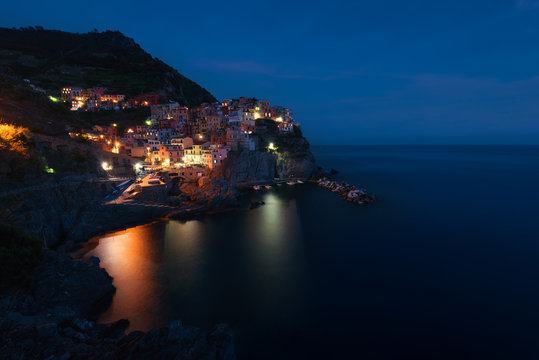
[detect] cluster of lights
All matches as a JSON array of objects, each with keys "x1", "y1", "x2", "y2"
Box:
[
  {"x1": 101, "y1": 162, "x2": 113, "y2": 171},
  {"x1": 134, "y1": 162, "x2": 144, "y2": 172},
  {"x1": 112, "y1": 141, "x2": 120, "y2": 154}
]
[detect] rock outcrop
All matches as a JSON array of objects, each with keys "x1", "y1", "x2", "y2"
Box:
[
  {"x1": 0, "y1": 179, "x2": 171, "y2": 250},
  {"x1": 219, "y1": 150, "x2": 277, "y2": 184},
  {"x1": 275, "y1": 141, "x2": 316, "y2": 179},
  {"x1": 315, "y1": 177, "x2": 376, "y2": 205},
  {"x1": 216, "y1": 122, "x2": 316, "y2": 186},
  {"x1": 0, "y1": 251, "x2": 235, "y2": 359}
]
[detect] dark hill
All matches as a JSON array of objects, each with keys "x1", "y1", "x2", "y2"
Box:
[
  {"x1": 0, "y1": 71, "x2": 85, "y2": 135},
  {"x1": 0, "y1": 27, "x2": 216, "y2": 106}
]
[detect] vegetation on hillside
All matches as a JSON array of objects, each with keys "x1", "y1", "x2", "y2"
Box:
[
  {"x1": 0, "y1": 222, "x2": 43, "y2": 288},
  {"x1": 0, "y1": 123, "x2": 30, "y2": 155},
  {"x1": 0, "y1": 71, "x2": 87, "y2": 135},
  {"x1": 255, "y1": 119, "x2": 309, "y2": 151},
  {"x1": 0, "y1": 27, "x2": 216, "y2": 106},
  {"x1": 0, "y1": 123, "x2": 44, "y2": 183},
  {"x1": 77, "y1": 107, "x2": 150, "y2": 136},
  {"x1": 0, "y1": 122, "x2": 98, "y2": 187}
]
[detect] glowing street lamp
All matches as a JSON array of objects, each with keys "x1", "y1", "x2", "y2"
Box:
[{"x1": 101, "y1": 162, "x2": 113, "y2": 171}]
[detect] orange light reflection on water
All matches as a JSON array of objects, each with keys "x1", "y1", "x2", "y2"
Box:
[{"x1": 88, "y1": 224, "x2": 165, "y2": 331}]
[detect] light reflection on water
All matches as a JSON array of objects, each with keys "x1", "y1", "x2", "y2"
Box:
[
  {"x1": 88, "y1": 225, "x2": 166, "y2": 330},
  {"x1": 82, "y1": 146, "x2": 539, "y2": 359},
  {"x1": 83, "y1": 188, "x2": 307, "y2": 336}
]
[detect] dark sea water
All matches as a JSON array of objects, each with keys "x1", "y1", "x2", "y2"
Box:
[{"x1": 83, "y1": 146, "x2": 539, "y2": 359}]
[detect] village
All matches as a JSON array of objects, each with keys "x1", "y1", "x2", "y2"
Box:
[{"x1": 61, "y1": 86, "x2": 296, "y2": 182}]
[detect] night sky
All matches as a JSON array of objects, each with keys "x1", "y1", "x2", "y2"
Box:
[{"x1": 2, "y1": 0, "x2": 539, "y2": 144}]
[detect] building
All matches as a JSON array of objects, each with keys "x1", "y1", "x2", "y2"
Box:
[
  {"x1": 226, "y1": 128, "x2": 255, "y2": 151},
  {"x1": 124, "y1": 139, "x2": 148, "y2": 158},
  {"x1": 101, "y1": 94, "x2": 125, "y2": 103},
  {"x1": 93, "y1": 125, "x2": 117, "y2": 139},
  {"x1": 169, "y1": 165, "x2": 208, "y2": 181},
  {"x1": 135, "y1": 93, "x2": 164, "y2": 106},
  {"x1": 183, "y1": 141, "x2": 211, "y2": 165},
  {"x1": 208, "y1": 146, "x2": 229, "y2": 169},
  {"x1": 61, "y1": 86, "x2": 126, "y2": 111},
  {"x1": 157, "y1": 144, "x2": 183, "y2": 166},
  {"x1": 171, "y1": 137, "x2": 194, "y2": 149}
]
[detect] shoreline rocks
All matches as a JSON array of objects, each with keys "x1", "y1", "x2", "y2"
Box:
[
  {"x1": 314, "y1": 177, "x2": 375, "y2": 205},
  {"x1": 0, "y1": 250, "x2": 236, "y2": 359}
]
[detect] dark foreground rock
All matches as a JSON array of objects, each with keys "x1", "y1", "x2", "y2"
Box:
[
  {"x1": 0, "y1": 317, "x2": 235, "y2": 360},
  {"x1": 0, "y1": 250, "x2": 236, "y2": 359}
]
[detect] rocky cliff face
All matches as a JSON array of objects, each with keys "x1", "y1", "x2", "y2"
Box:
[
  {"x1": 218, "y1": 150, "x2": 277, "y2": 184},
  {"x1": 218, "y1": 122, "x2": 316, "y2": 185},
  {"x1": 274, "y1": 135, "x2": 316, "y2": 179},
  {"x1": 0, "y1": 179, "x2": 170, "y2": 250}
]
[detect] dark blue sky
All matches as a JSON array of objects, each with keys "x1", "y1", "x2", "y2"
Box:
[{"x1": 2, "y1": 0, "x2": 539, "y2": 144}]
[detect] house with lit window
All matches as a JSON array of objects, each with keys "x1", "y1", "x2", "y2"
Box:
[
  {"x1": 183, "y1": 141, "x2": 211, "y2": 165},
  {"x1": 171, "y1": 137, "x2": 194, "y2": 149},
  {"x1": 207, "y1": 146, "x2": 230, "y2": 169},
  {"x1": 156, "y1": 144, "x2": 183, "y2": 166}
]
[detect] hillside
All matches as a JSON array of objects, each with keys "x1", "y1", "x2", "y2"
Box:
[
  {"x1": 0, "y1": 27, "x2": 216, "y2": 106},
  {"x1": 0, "y1": 71, "x2": 85, "y2": 135}
]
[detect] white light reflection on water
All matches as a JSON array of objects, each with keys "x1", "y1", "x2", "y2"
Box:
[{"x1": 84, "y1": 189, "x2": 309, "y2": 333}]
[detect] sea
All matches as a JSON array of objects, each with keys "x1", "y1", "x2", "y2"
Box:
[{"x1": 83, "y1": 146, "x2": 539, "y2": 359}]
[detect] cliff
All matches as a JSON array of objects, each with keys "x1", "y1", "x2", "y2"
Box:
[
  {"x1": 0, "y1": 179, "x2": 170, "y2": 250},
  {"x1": 0, "y1": 27, "x2": 216, "y2": 106},
  {"x1": 217, "y1": 119, "x2": 316, "y2": 185}
]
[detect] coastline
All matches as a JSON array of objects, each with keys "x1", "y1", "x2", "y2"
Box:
[
  {"x1": 0, "y1": 169, "x2": 375, "y2": 359},
  {"x1": 0, "y1": 177, "x2": 242, "y2": 359},
  {"x1": 0, "y1": 133, "x2": 371, "y2": 360},
  {"x1": 0, "y1": 199, "x2": 238, "y2": 359}
]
